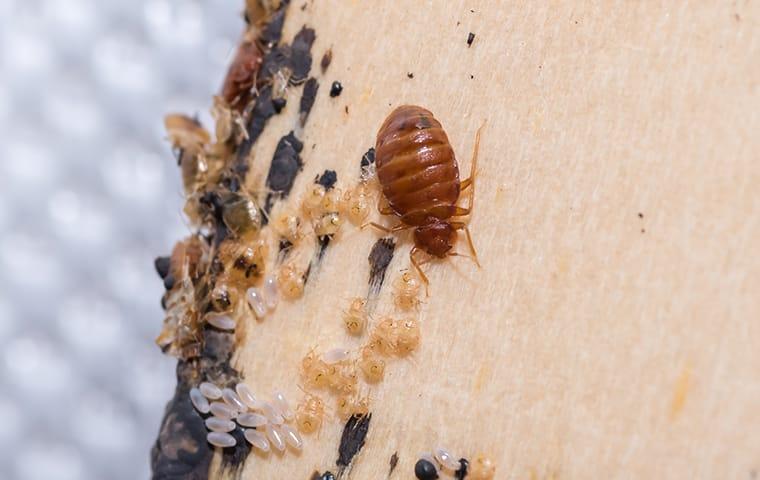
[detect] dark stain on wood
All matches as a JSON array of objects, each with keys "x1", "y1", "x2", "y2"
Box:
[
  {"x1": 454, "y1": 458, "x2": 469, "y2": 479},
  {"x1": 368, "y1": 238, "x2": 396, "y2": 295},
  {"x1": 300, "y1": 77, "x2": 319, "y2": 127},
  {"x1": 389, "y1": 452, "x2": 400, "y2": 477},
  {"x1": 320, "y1": 48, "x2": 333, "y2": 73},
  {"x1": 264, "y1": 131, "x2": 305, "y2": 215},
  {"x1": 337, "y1": 414, "x2": 372, "y2": 470}
]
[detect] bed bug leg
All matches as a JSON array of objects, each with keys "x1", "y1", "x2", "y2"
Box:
[
  {"x1": 450, "y1": 222, "x2": 480, "y2": 267},
  {"x1": 362, "y1": 221, "x2": 411, "y2": 233},
  {"x1": 459, "y1": 121, "x2": 485, "y2": 192},
  {"x1": 410, "y1": 247, "x2": 430, "y2": 295}
]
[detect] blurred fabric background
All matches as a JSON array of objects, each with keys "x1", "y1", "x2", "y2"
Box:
[{"x1": 0, "y1": 1, "x2": 242, "y2": 478}]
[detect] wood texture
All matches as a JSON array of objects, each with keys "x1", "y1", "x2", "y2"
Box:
[{"x1": 215, "y1": 1, "x2": 759, "y2": 478}]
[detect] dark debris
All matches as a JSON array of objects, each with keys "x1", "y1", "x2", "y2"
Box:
[
  {"x1": 299, "y1": 77, "x2": 319, "y2": 127},
  {"x1": 337, "y1": 414, "x2": 372, "y2": 468},
  {"x1": 368, "y1": 237, "x2": 395, "y2": 295},
  {"x1": 321, "y1": 48, "x2": 333, "y2": 73},
  {"x1": 467, "y1": 32, "x2": 475, "y2": 46},
  {"x1": 330, "y1": 81, "x2": 343, "y2": 97},
  {"x1": 264, "y1": 131, "x2": 305, "y2": 214}
]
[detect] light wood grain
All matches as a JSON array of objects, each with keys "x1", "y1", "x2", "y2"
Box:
[{"x1": 216, "y1": 1, "x2": 759, "y2": 478}]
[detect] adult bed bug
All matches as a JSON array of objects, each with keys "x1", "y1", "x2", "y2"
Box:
[{"x1": 371, "y1": 105, "x2": 483, "y2": 284}]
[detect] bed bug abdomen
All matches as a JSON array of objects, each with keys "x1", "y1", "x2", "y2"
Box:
[{"x1": 375, "y1": 106, "x2": 460, "y2": 225}]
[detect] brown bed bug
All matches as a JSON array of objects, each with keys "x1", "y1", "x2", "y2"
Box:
[
  {"x1": 221, "y1": 39, "x2": 262, "y2": 112},
  {"x1": 371, "y1": 105, "x2": 484, "y2": 284}
]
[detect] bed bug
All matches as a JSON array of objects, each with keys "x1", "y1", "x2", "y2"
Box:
[
  {"x1": 468, "y1": 453, "x2": 496, "y2": 479},
  {"x1": 343, "y1": 297, "x2": 369, "y2": 335},
  {"x1": 295, "y1": 394, "x2": 325, "y2": 434},
  {"x1": 221, "y1": 39, "x2": 262, "y2": 112},
  {"x1": 164, "y1": 114, "x2": 211, "y2": 195},
  {"x1": 372, "y1": 105, "x2": 484, "y2": 284},
  {"x1": 393, "y1": 269, "x2": 421, "y2": 310},
  {"x1": 358, "y1": 345, "x2": 385, "y2": 382}
]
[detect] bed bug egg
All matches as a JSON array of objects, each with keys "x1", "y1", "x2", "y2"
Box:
[
  {"x1": 393, "y1": 270, "x2": 421, "y2": 310},
  {"x1": 469, "y1": 453, "x2": 496, "y2": 479},
  {"x1": 237, "y1": 412, "x2": 268, "y2": 427},
  {"x1": 199, "y1": 382, "x2": 223, "y2": 400},
  {"x1": 396, "y1": 318, "x2": 421, "y2": 355},
  {"x1": 246, "y1": 287, "x2": 267, "y2": 319},
  {"x1": 343, "y1": 297, "x2": 368, "y2": 335},
  {"x1": 206, "y1": 313, "x2": 236, "y2": 330},
  {"x1": 263, "y1": 275, "x2": 278, "y2": 310},
  {"x1": 209, "y1": 401, "x2": 237, "y2": 420},
  {"x1": 359, "y1": 346, "x2": 385, "y2": 383},
  {"x1": 434, "y1": 447, "x2": 462, "y2": 471},
  {"x1": 279, "y1": 423, "x2": 303, "y2": 450},
  {"x1": 235, "y1": 382, "x2": 261, "y2": 409},
  {"x1": 190, "y1": 387, "x2": 211, "y2": 414},
  {"x1": 244, "y1": 428, "x2": 271, "y2": 452},
  {"x1": 277, "y1": 263, "x2": 305, "y2": 300},
  {"x1": 264, "y1": 424, "x2": 286, "y2": 452},
  {"x1": 260, "y1": 401, "x2": 284, "y2": 425},
  {"x1": 222, "y1": 387, "x2": 247, "y2": 412},
  {"x1": 205, "y1": 417, "x2": 236, "y2": 433},
  {"x1": 296, "y1": 394, "x2": 324, "y2": 434},
  {"x1": 273, "y1": 391, "x2": 294, "y2": 420},
  {"x1": 207, "y1": 431, "x2": 237, "y2": 448},
  {"x1": 323, "y1": 347, "x2": 351, "y2": 364}
]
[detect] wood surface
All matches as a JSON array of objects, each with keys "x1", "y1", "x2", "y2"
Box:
[{"x1": 211, "y1": 1, "x2": 759, "y2": 478}]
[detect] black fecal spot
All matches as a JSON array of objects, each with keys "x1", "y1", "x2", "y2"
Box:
[
  {"x1": 151, "y1": 381, "x2": 212, "y2": 480},
  {"x1": 337, "y1": 414, "x2": 372, "y2": 468},
  {"x1": 361, "y1": 147, "x2": 375, "y2": 168},
  {"x1": 389, "y1": 452, "x2": 399, "y2": 476},
  {"x1": 163, "y1": 274, "x2": 175, "y2": 291},
  {"x1": 321, "y1": 48, "x2": 332, "y2": 72},
  {"x1": 260, "y1": 0, "x2": 289, "y2": 47},
  {"x1": 316, "y1": 234, "x2": 332, "y2": 261},
  {"x1": 454, "y1": 458, "x2": 469, "y2": 479},
  {"x1": 272, "y1": 97, "x2": 287, "y2": 113},
  {"x1": 414, "y1": 458, "x2": 439, "y2": 479},
  {"x1": 220, "y1": 426, "x2": 250, "y2": 472},
  {"x1": 316, "y1": 169, "x2": 337, "y2": 190},
  {"x1": 407, "y1": 72, "x2": 414, "y2": 78},
  {"x1": 467, "y1": 32, "x2": 475, "y2": 46},
  {"x1": 279, "y1": 239, "x2": 293, "y2": 253},
  {"x1": 299, "y1": 77, "x2": 319, "y2": 127},
  {"x1": 160, "y1": 295, "x2": 167, "y2": 310},
  {"x1": 368, "y1": 238, "x2": 395, "y2": 295},
  {"x1": 290, "y1": 27, "x2": 317, "y2": 84},
  {"x1": 237, "y1": 85, "x2": 276, "y2": 162},
  {"x1": 155, "y1": 256, "x2": 171, "y2": 279},
  {"x1": 638, "y1": 212, "x2": 644, "y2": 218},
  {"x1": 264, "y1": 131, "x2": 304, "y2": 214},
  {"x1": 330, "y1": 81, "x2": 343, "y2": 97}
]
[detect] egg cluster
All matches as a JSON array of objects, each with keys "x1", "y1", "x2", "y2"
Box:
[{"x1": 189, "y1": 381, "x2": 302, "y2": 453}]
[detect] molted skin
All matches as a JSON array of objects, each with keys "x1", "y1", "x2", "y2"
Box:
[{"x1": 375, "y1": 105, "x2": 461, "y2": 257}]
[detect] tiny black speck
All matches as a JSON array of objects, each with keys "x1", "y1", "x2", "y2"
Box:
[
  {"x1": 470, "y1": 74, "x2": 474, "y2": 79},
  {"x1": 330, "y1": 81, "x2": 343, "y2": 97},
  {"x1": 638, "y1": 212, "x2": 644, "y2": 218},
  {"x1": 407, "y1": 72, "x2": 414, "y2": 78},
  {"x1": 415, "y1": 458, "x2": 439, "y2": 479},
  {"x1": 467, "y1": 32, "x2": 476, "y2": 46},
  {"x1": 641, "y1": 228, "x2": 646, "y2": 233}
]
